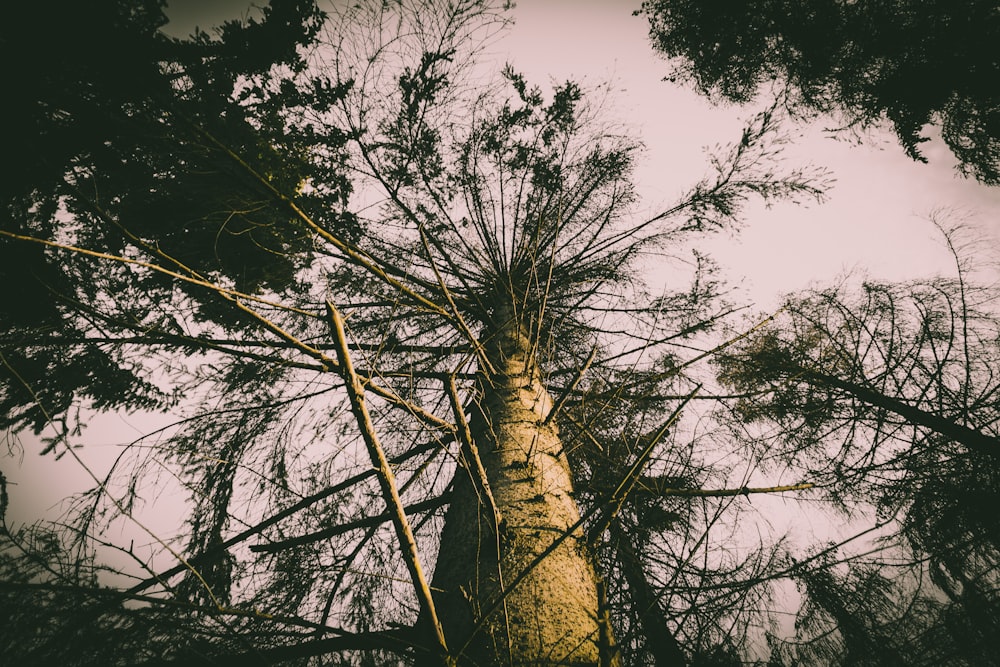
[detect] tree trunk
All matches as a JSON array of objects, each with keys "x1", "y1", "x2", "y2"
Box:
[
  {"x1": 611, "y1": 523, "x2": 687, "y2": 666},
  {"x1": 425, "y1": 308, "x2": 615, "y2": 666},
  {"x1": 802, "y1": 368, "x2": 1000, "y2": 462}
]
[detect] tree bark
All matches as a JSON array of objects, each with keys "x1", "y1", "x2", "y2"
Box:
[{"x1": 425, "y1": 309, "x2": 614, "y2": 666}]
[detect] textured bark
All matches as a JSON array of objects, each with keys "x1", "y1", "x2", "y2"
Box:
[{"x1": 426, "y1": 311, "x2": 613, "y2": 666}]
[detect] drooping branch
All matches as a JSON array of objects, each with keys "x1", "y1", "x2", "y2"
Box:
[
  {"x1": 649, "y1": 481, "x2": 815, "y2": 498},
  {"x1": 250, "y1": 493, "x2": 451, "y2": 554},
  {"x1": 800, "y1": 367, "x2": 1000, "y2": 461},
  {"x1": 123, "y1": 435, "x2": 449, "y2": 598}
]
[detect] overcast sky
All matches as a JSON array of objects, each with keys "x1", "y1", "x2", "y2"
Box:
[
  {"x1": 162, "y1": 0, "x2": 1000, "y2": 303},
  {"x1": 163, "y1": 0, "x2": 1000, "y2": 288},
  {"x1": 500, "y1": 1, "x2": 1000, "y2": 303},
  {"x1": 7, "y1": 0, "x2": 1000, "y2": 533}
]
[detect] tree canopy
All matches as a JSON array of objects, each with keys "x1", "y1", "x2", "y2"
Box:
[
  {"x1": 2, "y1": 2, "x2": 999, "y2": 666},
  {"x1": 638, "y1": 0, "x2": 1000, "y2": 184},
  {"x1": 2, "y1": 0, "x2": 354, "y2": 433},
  {"x1": 716, "y1": 225, "x2": 1000, "y2": 665}
]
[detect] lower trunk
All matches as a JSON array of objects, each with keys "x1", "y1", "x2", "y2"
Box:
[
  {"x1": 611, "y1": 524, "x2": 687, "y2": 667},
  {"x1": 425, "y1": 315, "x2": 614, "y2": 666}
]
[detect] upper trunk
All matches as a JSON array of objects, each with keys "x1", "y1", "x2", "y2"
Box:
[{"x1": 425, "y1": 306, "x2": 616, "y2": 666}]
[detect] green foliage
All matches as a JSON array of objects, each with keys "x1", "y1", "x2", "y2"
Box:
[
  {"x1": 0, "y1": 0, "x2": 354, "y2": 433},
  {"x1": 639, "y1": 0, "x2": 1000, "y2": 184}
]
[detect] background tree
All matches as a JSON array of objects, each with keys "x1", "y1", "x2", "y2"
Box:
[
  {"x1": 716, "y1": 225, "x2": 1000, "y2": 664},
  {"x1": 637, "y1": 0, "x2": 1000, "y2": 184},
  {"x1": 1, "y1": 0, "x2": 352, "y2": 434}
]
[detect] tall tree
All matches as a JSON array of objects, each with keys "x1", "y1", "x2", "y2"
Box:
[
  {"x1": 715, "y1": 227, "x2": 1000, "y2": 664},
  {"x1": 637, "y1": 0, "x2": 1000, "y2": 184},
  {"x1": 0, "y1": 1, "x2": 864, "y2": 666},
  {"x1": 715, "y1": 226, "x2": 1000, "y2": 500},
  {"x1": 768, "y1": 543, "x2": 1000, "y2": 666}
]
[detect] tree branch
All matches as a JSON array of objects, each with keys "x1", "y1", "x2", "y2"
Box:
[
  {"x1": 250, "y1": 492, "x2": 451, "y2": 553},
  {"x1": 327, "y1": 300, "x2": 454, "y2": 665}
]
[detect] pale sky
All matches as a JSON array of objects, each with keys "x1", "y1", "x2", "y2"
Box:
[
  {"x1": 7, "y1": 0, "x2": 1000, "y2": 550},
  {"x1": 500, "y1": 0, "x2": 1000, "y2": 307},
  {"x1": 160, "y1": 0, "x2": 1000, "y2": 304}
]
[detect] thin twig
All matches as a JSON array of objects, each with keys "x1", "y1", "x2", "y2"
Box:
[
  {"x1": 250, "y1": 493, "x2": 451, "y2": 553},
  {"x1": 543, "y1": 345, "x2": 597, "y2": 426},
  {"x1": 587, "y1": 386, "x2": 702, "y2": 544},
  {"x1": 186, "y1": 118, "x2": 452, "y2": 320}
]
